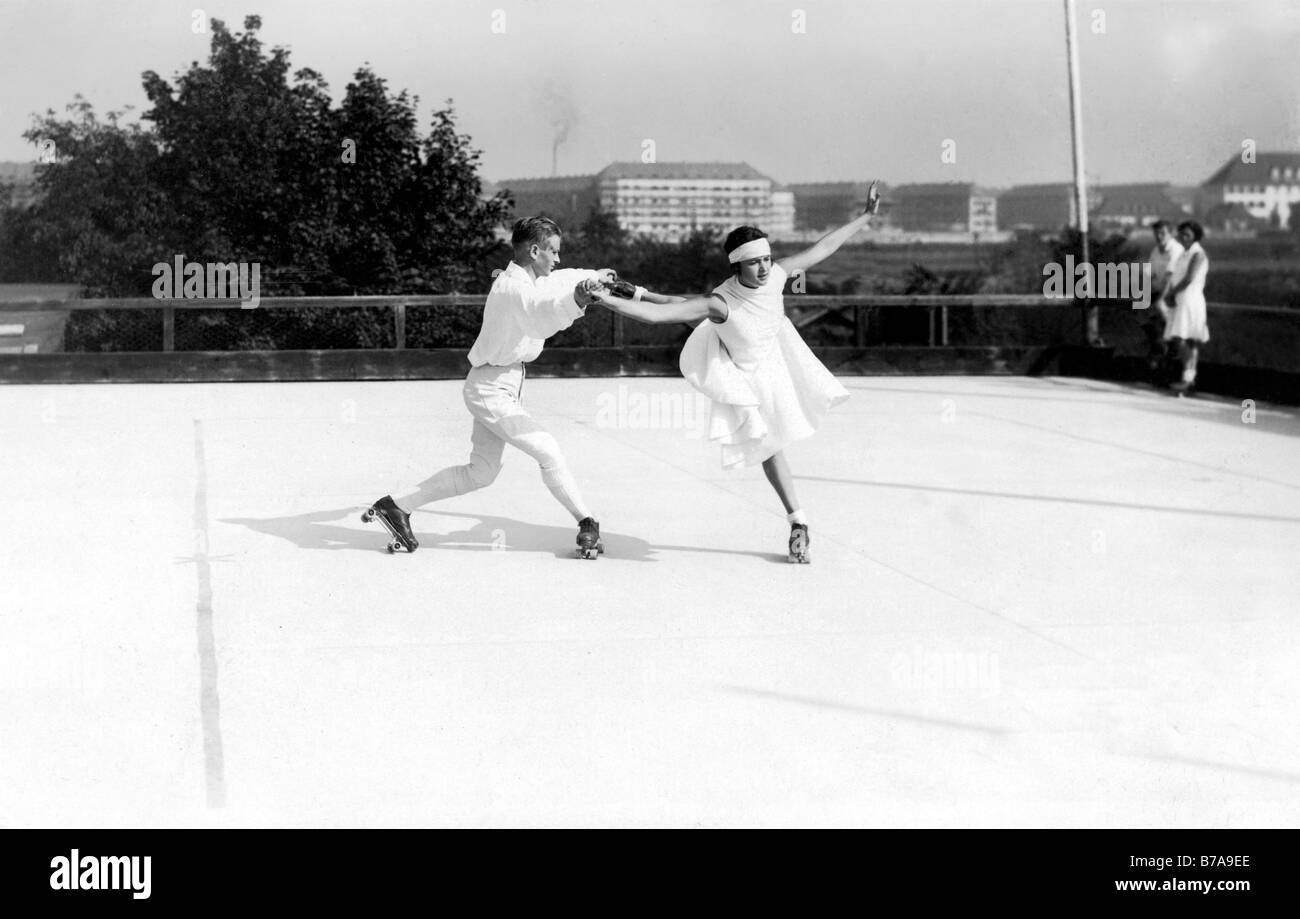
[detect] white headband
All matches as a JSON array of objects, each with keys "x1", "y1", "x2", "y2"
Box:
[{"x1": 727, "y1": 238, "x2": 771, "y2": 264}]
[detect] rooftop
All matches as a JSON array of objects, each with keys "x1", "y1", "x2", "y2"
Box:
[
  {"x1": 3, "y1": 374, "x2": 1297, "y2": 827},
  {"x1": 494, "y1": 174, "x2": 598, "y2": 192},
  {"x1": 1093, "y1": 184, "x2": 1183, "y2": 217},
  {"x1": 891, "y1": 182, "x2": 975, "y2": 196},
  {"x1": 787, "y1": 181, "x2": 876, "y2": 196},
  {"x1": 999, "y1": 183, "x2": 1077, "y2": 198},
  {"x1": 1203, "y1": 152, "x2": 1300, "y2": 187},
  {"x1": 598, "y1": 161, "x2": 772, "y2": 182}
]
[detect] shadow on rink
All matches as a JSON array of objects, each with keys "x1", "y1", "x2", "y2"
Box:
[
  {"x1": 848, "y1": 378, "x2": 1300, "y2": 440},
  {"x1": 794, "y1": 476, "x2": 1300, "y2": 525},
  {"x1": 719, "y1": 684, "x2": 1011, "y2": 736},
  {"x1": 220, "y1": 508, "x2": 789, "y2": 563}
]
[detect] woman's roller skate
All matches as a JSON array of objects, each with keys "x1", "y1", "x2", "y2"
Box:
[
  {"x1": 576, "y1": 516, "x2": 604, "y2": 560},
  {"x1": 788, "y1": 523, "x2": 810, "y2": 564},
  {"x1": 362, "y1": 495, "x2": 419, "y2": 553}
]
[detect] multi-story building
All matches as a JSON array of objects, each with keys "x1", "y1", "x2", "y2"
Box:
[
  {"x1": 1200, "y1": 152, "x2": 1300, "y2": 229},
  {"x1": 787, "y1": 182, "x2": 879, "y2": 231},
  {"x1": 890, "y1": 183, "x2": 1001, "y2": 234},
  {"x1": 969, "y1": 189, "x2": 998, "y2": 235},
  {"x1": 494, "y1": 174, "x2": 600, "y2": 227},
  {"x1": 890, "y1": 183, "x2": 973, "y2": 232},
  {"x1": 1165, "y1": 185, "x2": 1199, "y2": 217},
  {"x1": 1091, "y1": 184, "x2": 1188, "y2": 233},
  {"x1": 595, "y1": 162, "x2": 790, "y2": 241},
  {"x1": 494, "y1": 163, "x2": 804, "y2": 240},
  {"x1": 997, "y1": 183, "x2": 1101, "y2": 232},
  {"x1": 769, "y1": 184, "x2": 796, "y2": 238}
]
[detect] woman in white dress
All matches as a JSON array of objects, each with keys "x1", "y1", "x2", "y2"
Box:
[
  {"x1": 1162, "y1": 220, "x2": 1210, "y2": 393},
  {"x1": 589, "y1": 183, "x2": 881, "y2": 562}
]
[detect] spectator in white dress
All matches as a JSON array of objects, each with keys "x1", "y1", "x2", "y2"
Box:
[{"x1": 1162, "y1": 221, "x2": 1210, "y2": 394}]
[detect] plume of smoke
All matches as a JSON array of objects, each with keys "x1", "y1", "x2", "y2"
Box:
[{"x1": 540, "y1": 76, "x2": 577, "y2": 176}]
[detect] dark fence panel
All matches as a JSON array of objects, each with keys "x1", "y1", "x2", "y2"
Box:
[{"x1": 2, "y1": 295, "x2": 1296, "y2": 403}]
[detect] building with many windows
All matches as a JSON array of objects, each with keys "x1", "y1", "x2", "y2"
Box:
[
  {"x1": 890, "y1": 183, "x2": 972, "y2": 232},
  {"x1": 595, "y1": 162, "x2": 791, "y2": 240},
  {"x1": 968, "y1": 190, "x2": 998, "y2": 235},
  {"x1": 889, "y1": 183, "x2": 997, "y2": 234},
  {"x1": 997, "y1": 183, "x2": 1101, "y2": 233},
  {"x1": 787, "y1": 182, "x2": 878, "y2": 231},
  {"x1": 1199, "y1": 152, "x2": 1300, "y2": 230},
  {"x1": 769, "y1": 184, "x2": 796, "y2": 237},
  {"x1": 494, "y1": 162, "x2": 796, "y2": 241},
  {"x1": 1091, "y1": 184, "x2": 1188, "y2": 233},
  {"x1": 494, "y1": 175, "x2": 599, "y2": 228}
]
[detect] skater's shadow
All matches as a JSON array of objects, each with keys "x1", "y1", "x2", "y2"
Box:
[
  {"x1": 431, "y1": 511, "x2": 787, "y2": 563},
  {"x1": 220, "y1": 508, "x2": 781, "y2": 562},
  {"x1": 417, "y1": 510, "x2": 654, "y2": 561},
  {"x1": 220, "y1": 508, "x2": 386, "y2": 553}
]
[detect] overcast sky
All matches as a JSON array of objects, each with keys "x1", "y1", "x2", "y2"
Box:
[{"x1": 1, "y1": 0, "x2": 1297, "y2": 188}]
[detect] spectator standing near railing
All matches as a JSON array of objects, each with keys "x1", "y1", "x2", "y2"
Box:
[
  {"x1": 1146, "y1": 219, "x2": 1184, "y2": 381},
  {"x1": 1162, "y1": 220, "x2": 1210, "y2": 395}
]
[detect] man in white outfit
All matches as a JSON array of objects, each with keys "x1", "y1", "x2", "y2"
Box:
[
  {"x1": 1145, "y1": 219, "x2": 1184, "y2": 379},
  {"x1": 364, "y1": 216, "x2": 613, "y2": 555}
]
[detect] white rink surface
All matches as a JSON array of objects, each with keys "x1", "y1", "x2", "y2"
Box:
[{"x1": 1, "y1": 374, "x2": 1298, "y2": 828}]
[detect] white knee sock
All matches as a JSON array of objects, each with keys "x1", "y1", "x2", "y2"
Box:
[{"x1": 541, "y1": 464, "x2": 591, "y2": 522}]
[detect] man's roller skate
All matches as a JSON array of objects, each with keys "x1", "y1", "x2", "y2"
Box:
[
  {"x1": 788, "y1": 523, "x2": 810, "y2": 564},
  {"x1": 361, "y1": 495, "x2": 419, "y2": 553},
  {"x1": 576, "y1": 516, "x2": 604, "y2": 560}
]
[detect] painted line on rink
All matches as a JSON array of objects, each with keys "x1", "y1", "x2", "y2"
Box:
[{"x1": 192, "y1": 419, "x2": 226, "y2": 808}]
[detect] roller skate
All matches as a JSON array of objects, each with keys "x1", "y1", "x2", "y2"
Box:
[
  {"x1": 576, "y1": 516, "x2": 604, "y2": 560},
  {"x1": 361, "y1": 495, "x2": 419, "y2": 553},
  {"x1": 788, "y1": 523, "x2": 810, "y2": 564}
]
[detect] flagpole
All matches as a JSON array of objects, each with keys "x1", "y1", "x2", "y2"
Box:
[{"x1": 1064, "y1": 0, "x2": 1098, "y2": 345}]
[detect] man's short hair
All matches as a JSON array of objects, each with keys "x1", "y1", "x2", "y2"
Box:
[
  {"x1": 1176, "y1": 220, "x2": 1204, "y2": 242},
  {"x1": 1149, "y1": 219, "x2": 1172, "y2": 232},
  {"x1": 512, "y1": 216, "x2": 562, "y2": 250}
]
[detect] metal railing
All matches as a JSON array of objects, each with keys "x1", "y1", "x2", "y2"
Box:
[
  {"x1": 1, "y1": 293, "x2": 1073, "y2": 351},
  {"x1": 1, "y1": 294, "x2": 1295, "y2": 368}
]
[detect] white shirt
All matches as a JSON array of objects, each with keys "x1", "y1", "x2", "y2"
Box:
[
  {"x1": 467, "y1": 262, "x2": 599, "y2": 367},
  {"x1": 1149, "y1": 239, "x2": 1184, "y2": 291}
]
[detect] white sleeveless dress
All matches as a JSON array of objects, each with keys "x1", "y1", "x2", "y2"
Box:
[
  {"x1": 678, "y1": 264, "x2": 850, "y2": 469},
  {"x1": 1164, "y1": 241, "x2": 1210, "y2": 342}
]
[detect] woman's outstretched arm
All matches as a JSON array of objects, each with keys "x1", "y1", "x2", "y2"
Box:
[
  {"x1": 592, "y1": 290, "x2": 727, "y2": 324},
  {"x1": 777, "y1": 180, "x2": 881, "y2": 277}
]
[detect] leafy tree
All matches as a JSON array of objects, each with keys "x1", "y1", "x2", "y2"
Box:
[
  {"x1": 2, "y1": 14, "x2": 514, "y2": 350},
  {"x1": 631, "y1": 226, "x2": 727, "y2": 294},
  {"x1": 408, "y1": 104, "x2": 513, "y2": 292},
  {"x1": 2, "y1": 99, "x2": 171, "y2": 293},
  {"x1": 142, "y1": 16, "x2": 348, "y2": 293}
]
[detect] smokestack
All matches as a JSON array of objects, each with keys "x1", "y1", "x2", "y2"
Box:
[{"x1": 541, "y1": 76, "x2": 576, "y2": 178}]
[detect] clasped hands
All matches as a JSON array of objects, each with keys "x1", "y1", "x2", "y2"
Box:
[{"x1": 575, "y1": 269, "x2": 634, "y2": 308}]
